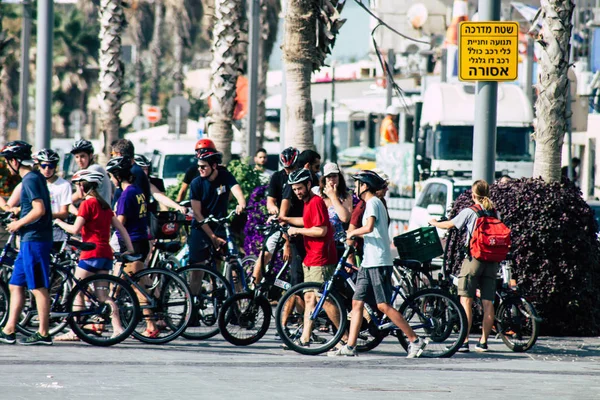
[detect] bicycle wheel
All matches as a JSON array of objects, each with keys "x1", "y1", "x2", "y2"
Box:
[
  {"x1": 16, "y1": 268, "x2": 71, "y2": 337},
  {"x1": 177, "y1": 265, "x2": 232, "y2": 340},
  {"x1": 67, "y1": 274, "x2": 140, "y2": 346},
  {"x1": 218, "y1": 292, "x2": 271, "y2": 345},
  {"x1": 224, "y1": 260, "x2": 246, "y2": 295},
  {"x1": 241, "y1": 255, "x2": 257, "y2": 281},
  {"x1": 0, "y1": 280, "x2": 8, "y2": 327},
  {"x1": 355, "y1": 318, "x2": 385, "y2": 352},
  {"x1": 130, "y1": 269, "x2": 193, "y2": 344},
  {"x1": 496, "y1": 297, "x2": 540, "y2": 352},
  {"x1": 275, "y1": 282, "x2": 347, "y2": 356},
  {"x1": 397, "y1": 288, "x2": 467, "y2": 358}
]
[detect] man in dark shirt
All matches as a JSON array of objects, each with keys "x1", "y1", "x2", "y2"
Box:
[
  {"x1": 0, "y1": 141, "x2": 53, "y2": 345},
  {"x1": 189, "y1": 150, "x2": 246, "y2": 266},
  {"x1": 176, "y1": 164, "x2": 200, "y2": 203}
]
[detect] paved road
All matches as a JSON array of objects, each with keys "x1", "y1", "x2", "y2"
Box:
[{"x1": 1, "y1": 327, "x2": 599, "y2": 400}]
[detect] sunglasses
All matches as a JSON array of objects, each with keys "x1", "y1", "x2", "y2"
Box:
[
  {"x1": 198, "y1": 165, "x2": 210, "y2": 170},
  {"x1": 40, "y1": 163, "x2": 56, "y2": 169}
]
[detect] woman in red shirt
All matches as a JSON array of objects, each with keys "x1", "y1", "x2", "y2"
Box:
[{"x1": 54, "y1": 169, "x2": 134, "y2": 341}]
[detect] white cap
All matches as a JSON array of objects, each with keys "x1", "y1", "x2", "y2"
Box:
[
  {"x1": 323, "y1": 162, "x2": 341, "y2": 177},
  {"x1": 386, "y1": 105, "x2": 401, "y2": 115}
]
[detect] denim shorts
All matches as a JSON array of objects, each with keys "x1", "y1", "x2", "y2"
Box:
[{"x1": 10, "y1": 241, "x2": 52, "y2": 289}]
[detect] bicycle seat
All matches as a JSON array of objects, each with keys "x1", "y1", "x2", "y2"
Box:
[
  {"x1": 154, "y1": 241, "x2": 182, "y2": 253},
  {"x1": 393, "y1": 258, "x2": 425, "y2": 272},
  {"x1": 67, "y1": 239, "x2": 97, "y2": 251},
  {"x1": 114, "y1": 253, "x2": 142, "y2": 263},
  {"x1": 256, "y1": 225, "x2": 272, "y2": 233}
]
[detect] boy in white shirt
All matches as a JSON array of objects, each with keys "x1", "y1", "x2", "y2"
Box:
[{"x1": 329, "y1": 170, "x2": 427, "y2": 358}]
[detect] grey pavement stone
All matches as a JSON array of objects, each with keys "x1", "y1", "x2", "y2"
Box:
[{"x1": 0, "y1": 331, "x2": 599, "y2": 400}]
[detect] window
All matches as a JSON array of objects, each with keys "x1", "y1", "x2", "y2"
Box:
[
  {"x1": 162, "y1": 154, "x2": 197, "y2": 179},
  {"x1": 417, "y1": 183, "x2": 447, "y2": 210},
  {"x1": 432, "y1": 126, "x2": 533, "y2": 161}
]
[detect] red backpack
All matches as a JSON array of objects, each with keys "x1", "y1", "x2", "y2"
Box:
[{"x1": 469, "y1": 205, "x2": 511, "y2": 262}]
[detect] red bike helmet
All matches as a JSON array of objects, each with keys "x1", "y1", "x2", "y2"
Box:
[{"x1": 195, "y1": 138, "x2": 217, "y2": 152}]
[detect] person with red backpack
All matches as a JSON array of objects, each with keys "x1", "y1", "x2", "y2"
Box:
[{"x1": 429, "y1": 180, "x2": 511, "y2": 353}]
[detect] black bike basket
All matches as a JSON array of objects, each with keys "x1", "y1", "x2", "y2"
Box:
[{"x1": 150, "y1": 211, "x2": 182, "y2": 240}]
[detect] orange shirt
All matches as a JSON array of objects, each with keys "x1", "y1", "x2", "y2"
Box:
[{"x1": 380, "y1": 115, "x2": 399, "y2": 145}]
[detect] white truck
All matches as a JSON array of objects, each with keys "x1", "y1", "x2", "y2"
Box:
[{"x1": 383, "y1": 81, "x2": 535, "y2": 236}]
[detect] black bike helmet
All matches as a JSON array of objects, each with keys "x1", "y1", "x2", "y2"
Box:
[
  {"x1": 34, "y1": 148, "x2": 61, "y2": 164},
  {"x1": 134, "y1": 154, "x2": 151, "y2": 168},
  {"x1": 106, "y1": 156, "x2": 133, "y2": 175},
  {"x1": 287, "y1": 169, "x2": 312, "y2": 185},
  {"x1": 280, "y1": 147, "x2": 299, "y2": 168},
  {"x1": 0, "y1": 140, "x2": 34, "y2": 165},
  {"x1": 196, "y1": 148, "x2": 223, "y2": 165},
  {"x1": 352, "y1": 170, "x2": 386, "y2": 191},
  {"x1": 70, "y1": 139, "x2": 94, "y2": 154}
]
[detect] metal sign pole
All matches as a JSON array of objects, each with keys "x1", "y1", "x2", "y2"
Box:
[
  {"x1": 247, "y1": 0, "x2": 260, "y2": 160},
  {"x1": 175, "y1": 105, "x2": 181, "y2": 140},
  {"x1": 472, "y1": 0, "x2": 501, "y2": 183},
  {"x1": 35, "y1": 0, "x2": 53, "y2": 150}
]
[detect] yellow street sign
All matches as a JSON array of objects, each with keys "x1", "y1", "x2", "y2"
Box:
[{"x1": 459, "y1": 21, "x2": 519, "y2": 81}]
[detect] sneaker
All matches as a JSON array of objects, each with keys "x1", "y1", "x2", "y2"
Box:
[
  {"x1": 327, "y1": 344, "x2": 357, "y2": 357},
  {"x1": 407, "y1": 337, "x2": 427, "y2": 358},
  {"x1": 474, "y1": 341, "x2": 489, "y2": 352},
  {"x1": 457, "y1": 342, "x2": 470, "y2": 353},
  {"x1": 310, "y1": 333, "x2": 327, "y2": 344},
  {"x1": 19, "y1": 332, "x2": 53, "y2": 346},
  {"x1": 281, "y1": 337, "x2": 309, "y2": 350},
  {"x1": 0, "y1": 330, "x2": 16, "y2": 345}
]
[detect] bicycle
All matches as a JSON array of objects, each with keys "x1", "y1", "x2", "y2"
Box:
[
  {"x1": 275, "y1": 242, "x2": 468, "y2": 357},
  {"x1": 440, "y1": 227, "x2": 541, "y2": 352},
  {"x1": 217, "y1": 222, "x2": 292, "y2": 346}
]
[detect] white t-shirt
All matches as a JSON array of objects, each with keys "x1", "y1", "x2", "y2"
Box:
[
  {"x1": 48, "y1": 177, "x2": 72, "y2": 241},
  {"x1": 362, "y1": 196, "x2": 393, "y2": 268}
]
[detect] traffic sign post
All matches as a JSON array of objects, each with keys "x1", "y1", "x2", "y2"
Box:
[
  {"x1": 167, "y1": 96, "x2": 190, "y2": 138},
  {"x1": 458, "y1": 21, "x2": 519, "y2": 82}
]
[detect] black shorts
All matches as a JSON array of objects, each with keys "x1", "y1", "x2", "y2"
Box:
[
  {"x1": 119, "y1": 239, "x2": 150, "y2": 261},
  {"x1": 353, "y1": 266, "x2": 393, "y2": 305}
]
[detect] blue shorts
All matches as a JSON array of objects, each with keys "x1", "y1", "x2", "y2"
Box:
[
  {"x1": 10, "y1": 241, "x2": 52, "y2": 289},
  {"x1": 78, "y1": 258, "x2": 113, "y2": 273},
  {"x1": 188, "y1": 228, "x2": 225, "y2": 268}
]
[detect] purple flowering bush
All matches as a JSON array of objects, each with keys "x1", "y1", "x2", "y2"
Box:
[{"x1": 243, "y1": 186, "x2": 269, "y2": 257}]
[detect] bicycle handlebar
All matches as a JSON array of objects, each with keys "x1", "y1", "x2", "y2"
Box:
[{"x1": 196, "y1": 210, "x2": 237, "y2": 227}]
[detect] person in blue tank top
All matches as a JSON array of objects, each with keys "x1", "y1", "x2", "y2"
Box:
[{"x1": 0, "y1": 141, "x2": 54, "y2": 346}]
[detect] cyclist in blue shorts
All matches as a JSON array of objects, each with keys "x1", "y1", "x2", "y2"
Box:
[{"x1": 0, "y1": 141, "x2": 53, "y2": 345}]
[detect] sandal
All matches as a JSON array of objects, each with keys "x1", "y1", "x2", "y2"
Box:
[
  {"x1": 142, "y1": 329, "x2": 160, "y2": 338},
  {"x1": 55, "y1": 331, "x2": 81, "y2": 342}
]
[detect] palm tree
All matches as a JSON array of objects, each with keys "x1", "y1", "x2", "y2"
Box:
[
  {"x1": 0, "y1": 10, "x2": 16, "y2": 147},
  {"x1": 98, "y1": 0, "x2": 126, "y2": 156},
  {"x1": 282, "y1": 0, "x2": 345, "y2": 150},
  {"x1": 208, "y1": 0, "x2": 245, "y2": 163},
  {"x1": 53, "y1": 8, "x2": 101, "y2": 136},
  {"x1": 149, "y1": 0, "x2": 163, "y2": 105},
  {"x1": 124, "y1": 0, "x2": 153, "y2": 115},
  {"x1": 256, "y1": 0, "x2": 280, "y2": 147},
  {"x1": 532, "y1": 1, "x2": 575, "y2": 182}
]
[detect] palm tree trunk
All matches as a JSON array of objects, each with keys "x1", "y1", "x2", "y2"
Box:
[
  {"x1": 532, "y1": 0, "x2": 575, "y2": 182},
  {"x1": 134, "y1": 54, "x2": 143, "y2": 114},
  {"x1": 0, "y1": 66, "x2": 10, "y2": 148},
  {"x1": 208, "y1": 0, "x2": 244, "y2": 163},
  {"x1": 173, "y1": 27, "x2": 184, "y2": 96},
  {"x1": 282, "y1": 0, "x2": 318, "y2": 150},
  {"x1": 256, "y1": 0, "x2": 280, "y2": 148},
  {"x1": 150, "y1": 0, "x2": 163, "y2": 105},
  {"x1": 99, "y1": 0, "x2": 126, "y2": 156}
]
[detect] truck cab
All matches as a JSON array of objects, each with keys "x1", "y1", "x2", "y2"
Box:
[
  {"x1": 416, "y1": 82, "x2": 535, "y2": 180},
  {"x1": 408, "y1": 177, "x2": 473, "y2": 234}
]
